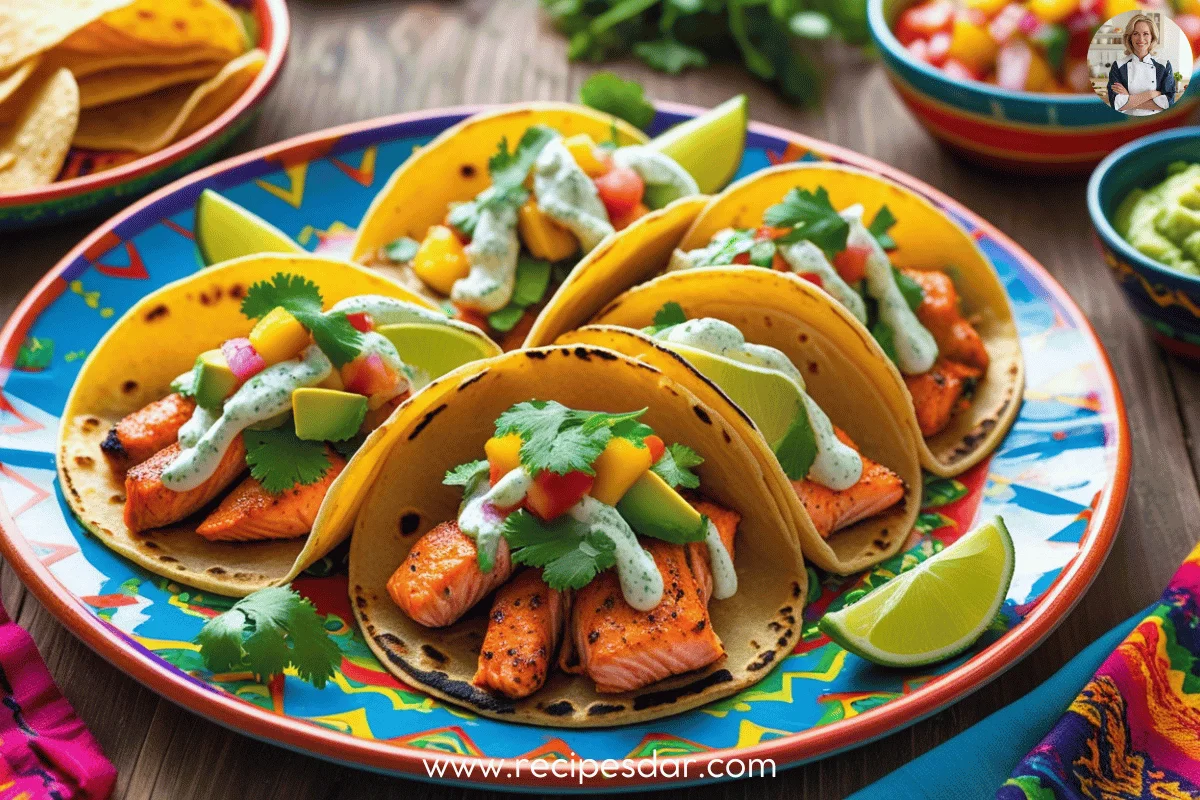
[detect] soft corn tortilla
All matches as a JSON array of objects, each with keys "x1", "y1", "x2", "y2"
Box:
[
  {"x1": 56, "y1": 0, "x2": 247, "y2": 59},
  {"x1": 72, "y1": 48, "x2": 264, "y2": 154},
  {"x1": 349, "y1": 345, "x2": 808, "y2": 727},
  {"x1": 58, "y1": 255, "x2": 466, "y2": 598},
  {"x1": 560, "y1": 267, "x2": 923, "y2": 575},
  {"x1": 349, "y1": 103, "x2": 649, "y2": 275},
  {"x1": 0, "y1": 68, "x2": 79, "y2": 191}
]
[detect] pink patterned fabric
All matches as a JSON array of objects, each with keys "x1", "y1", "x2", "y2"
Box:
[{"x1": 0, "y1": 600, "x2": 115, "y2": 800}]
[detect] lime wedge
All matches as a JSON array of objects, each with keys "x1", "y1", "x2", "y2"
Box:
[
  {"x1": 646, "y1": 95, "x2": 747, "y2": 194},
  {"x1": 819, "y1": 517, "x2": 1015, "y2": 668},
  {"x1": 377, "y1": 322, "x2": 501, "y2": 383},
  {"x1": 194, "y1": 189, "x2": 302, "y2": 266},
  {"x1": 664, "y1": 341, "x2": 802, "y2": 448}
]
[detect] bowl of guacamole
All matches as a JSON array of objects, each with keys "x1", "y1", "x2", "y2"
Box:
[{"x1": 1089, "y1": 129, "x2": 1200, "y2": 360}]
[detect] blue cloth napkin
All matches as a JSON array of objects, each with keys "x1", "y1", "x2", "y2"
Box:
[{"x1": 847, "y1": 608, "x2": 1147, "y2": 800}]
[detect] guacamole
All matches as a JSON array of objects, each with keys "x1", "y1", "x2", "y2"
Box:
[{"x1": 1115, "y1": 162, "x2": 1200, "y2": 277}]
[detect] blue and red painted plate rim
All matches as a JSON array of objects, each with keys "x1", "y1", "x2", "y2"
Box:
[
  {"x1": 0, "y1": 102, "x2": 1131, "y2": 790},
  {"x1": 0, "y1": 0, "x2": 290, "y2": 210}
]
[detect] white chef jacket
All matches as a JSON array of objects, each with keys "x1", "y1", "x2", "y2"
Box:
[{"x1": 1114, "y1": 54, "x2": 1171, "y2": 116}]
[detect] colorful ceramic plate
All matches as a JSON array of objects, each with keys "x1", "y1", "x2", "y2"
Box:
[
  {"x1": 0, "y1": 0, "x2": 289, "y2": 232},
  {"x1": 0, "y1": 104, "x2": 1129, "y2": 791}
]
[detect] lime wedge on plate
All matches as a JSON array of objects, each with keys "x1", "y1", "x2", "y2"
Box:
[
  {"x1": 377, "y1": 322, "x2": 501, "y2": 382},
  {"x1": 647, "y1": 95, "x2": 747, "y2": 194},
  {"x1": 195, "y1": 189, "x2": 303, "y2": 266},
  {"x1": 819, "y1": 517, "x2": 1015, "y2": 668}
]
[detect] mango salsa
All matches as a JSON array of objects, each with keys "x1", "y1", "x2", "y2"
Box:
[
  {"x1": 590, "y1": 437, "x2": 653, "y2": 505},
  {"x1": 518, "y1": 199, "x2": 578, "y2": 261},
  {"x1": 249, "y1": 306, "x2": 309, "y2": 366},
  {"x1": 563, "y1": 133, "x2": 610, "y2": 178},
  {"x1": 413, "y1": 225, "x2": 470, "y2": 295},
  {"x1": 485, "y1": 432, "x2": 523, "y2": 483}
]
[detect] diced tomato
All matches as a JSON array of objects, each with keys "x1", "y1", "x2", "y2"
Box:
[
  {"x1": 594, "y1": 167, "x2": 645, "y2": 219},
  {"x1": 346, "y1": 312, "x2": 374, "y2": 332},
  {"x1": 610, "y1": 202, "x2": 649, "y2": 231},
  {"x1": 645, "y1": 435, "x2": 665, "y2": 464},
  {"x1": 832, "y1": 244, "x2": 871, "y2": 283},
  {"x1": 895, "y1": 0, "x2": 954, "y2": 45},
  {"x1": 525, "y1": 469, "x2": 594, "y2": 521},
  {"x1": 927, "y1": 31, "x2": 951, "y2": 66},
  {"x1": 452, "y1": 304, "x2": 490, "y2": 331},
  {"x1": 771, "y1": 253, "x2": 790, "y2": 271},
  {"x1": 755, "y1": 225, "x2": 791, "y2": 241},
  {"x1": 342, "y1": 352, "x2": 396, "y2": 397},
  {"x1": 732, "y1": 252, "x2": 751, "y2": 265},
  {"x1": 798, "y1": 271, "x2": 825, "y2": 288}
]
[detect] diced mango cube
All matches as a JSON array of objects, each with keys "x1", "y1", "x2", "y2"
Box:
[
  {"x1": 1027, "y1": 0, "x2": 1076, "y2": 23},
  {"x1": 413, "y1": 225, "x2": 470, "y2": 296},
  {"x1": 518, "y1": 199, "x2": 578, "y2": 261},
  {"x1": 590, "y1": 436, "x2": 653, "y2": 506},
  {"x1": 563, "y1": 134, "x2": 610, "y2": 178},
  {"x1": 485, "y1": 432, "x2": 523, "y2": 483},
  {"x1": 947, "y1": 15, "x2": 997, "y2": 74},
  {"x1": 1025, "y1": 50, "x2": 1055, "y2": 92},
  {"x1": 249, "y1": 306, "x2": 310, "y2": 366}
]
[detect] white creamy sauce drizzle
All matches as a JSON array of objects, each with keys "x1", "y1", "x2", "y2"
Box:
[
  {"x1": 450, "y1": 192, "x2": 520, "y2": 313},
  {"x1": 611, "y1": 146, "x2": 700, "y2": 206},
  {"x1": 655, "y1": 318, "x2": 862, "y2": 491},
  {"x1": 704, "y1": 517, "x2": 737, "y2": 600},
  {"x1": 777, "y1": 239, "x2": 868, "y2": 324},
  {"x1": 569, "y1": 495, "x2": 663, "y2": 611},
  {"x1": 458, "y1": 466, "x2": 533, "y2": 570},
  {"x1": 841, "y1": 204, "x2": 938, "y2": 375},
  {"x1": 666, "y1": 228, "x2": 737, "y2": 272},
  {"x1": 533, "y1": 136, "x2": 613, "y2": 252},
  {"x1": 330, "y1": 295, "x2": 461, "y2": 328},
  {"x1": 163, "y1": 345, "x2": 332, "y2": 491},
  {"x1": 178, "y1": 404, "x2": 218, "y2": 450}
]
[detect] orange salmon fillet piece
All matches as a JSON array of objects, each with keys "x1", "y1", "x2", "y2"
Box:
[
  {"x1": 686, "y1": 499, "x2": 740, "y2": 604},
  {"x1": 124, "y1": 437, "x2": 247, "y2": 533},
  {"x1": 387, "y1": 521, "x2": 513, "y2": 628},
  {"x1": 194, "y1": 448, "x2": 347, "y2": 542},
  {"x1": 903, "y1": 268, "x2": 989, "y2": 371},
  {"x1": 473, "y1": 568, "x2": 566, "y2": 699},
  {"x1": 571, "y1": 538, "x2": 724, "y2": 694},
  {"x1": 101, "y1": 393, "x2": 196, "y2": 472},
  {"x1": 791, "y1": 428, "x2": 905, "y2": 539},
  {"x1": 904, "y1": 358, "x2": 983, "y2": 438}
]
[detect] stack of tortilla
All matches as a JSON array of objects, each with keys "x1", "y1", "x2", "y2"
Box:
[{"x1": 0, "y1": 0, "x2": 266, "y2": 191}]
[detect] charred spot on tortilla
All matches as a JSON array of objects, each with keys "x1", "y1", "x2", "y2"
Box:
[
  {"x1": 407, "y1": 404, "x2": 448, "y2": 441},
  {"x1": 632, "y1": 669, "x2": 733, "y2": 710},
  {"x1": 591, "y1": 348, "x2": 618, "y2": 361},
  {"x1": 122, "y1": 380, "x2": 139, "y2": 394},
  {"x1": 791, "y1": 582, "x2": 802, "y2": 598},
  {"x1": 874, "y1": 537, "x2": 888, "y2": 550},
  {"x1": 377, "y1": 637, "x2": 517, "y2": 713},
  {"x1": 746, "y1": 650, "x2": 775, "y2": 671},
  {"x1": 158, "y1": 555, "x2": 178, "y2": 563},
  {"x1": 586, "y1": 703, "x2": 625, "y2": 716},
  {"x1": 543, "y1": 701, "x2": 574, "y2": 717},
  {"x1": 808, "y1": 362, "x2": 818, "y2": 375},
  {"x1": 421, "y1": 644, "x2": 448, "y2": 664},
  {"x1": 207, "y1": 566, "x2": 226, "y2": 575},
  {"x1": 144, "y1": 304, "x2": 169, "y2": 322},
  {"x1": 763, "y1": 316, "x2": 772, "y2": 328},
  {"x1": 74, "y1": 455, "x2": 94, "y2": 468},
  {"x1": 798, "y1": 332, "x2": 808, "y2": 343},
  {"x1": 456, "y1": 371, "x2": 488, "y2": 391},
  {"x1": 722, "y1": 429, "x2": 731, "y2": 443},
  {"x1": 141, "y1": 540, "x2": 159, "y2": 549},
  {"x1": 692, "y1": 405, "x2": 711, "y2": 425},
  {"x1": 460, "y1": 164, "x2": 476, "y2": 178},
  {"x1": 100, "y1": 429, "x2": 127, "y2": 459},
  {"x1": 228, "y1": 283, "x2": 246, "y2": 300},
  {"x1": 954, "y1": 417, "x2": 1000, "y2": 458},
  {"x1": 399, "y1": 513, "x2": 421, "y2": 536},
  {"x1": 524, "y1": 350, "x2": 549, "y2": 360},
  {"x1": 572, "y1": 347, "x2": 592, "y2": 361},
  {"x1": 777, "y1": 636, "x2": 789, "y2": 647}
]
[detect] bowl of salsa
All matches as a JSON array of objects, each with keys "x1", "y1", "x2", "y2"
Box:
[
  {"x1": 1089, "y1": 127, "x2": 1200, "y2": 358},
  {"x1": 868, "y1": 0, "x2": 1200, "y2": 173}
]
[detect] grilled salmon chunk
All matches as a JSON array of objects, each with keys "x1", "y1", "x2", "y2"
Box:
[
  {"x1": 791, "y1": 428, "x2": 905, "y2": 539},
  {"x1": 904, "y1": 358, "x2": 983, "y2": 438},
  {"x1": 904, "y1": 268, "x2": 989, "y2": 371},
  {"x1": 194, "y1": 449, "x2": 347, "y2": 542},
  {"x1": 387, "y1": 521, "x2": 513, "y2": 628},
  {"x1": 473, "y1": 569, "x2": 566, "y2": 698},
  {"x1": 124, "y1": 436, "x2": 247, "y2": 533},
  {"x1": 571, "y1": 538, "x2": 724, "y2": 694},
  {"x1": 100, "y1": 393, "x2": 196, "y2": 472},
  {"x1": 686, "y1": 500, "x2": 740, "y2": 604}
]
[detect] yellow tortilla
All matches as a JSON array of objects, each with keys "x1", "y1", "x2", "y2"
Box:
[
  {"x1": 350, "y1": 103, "x2": 649, "y2": 264},
  {"x1": 0, "y1": 0, "x2": 132, "y2": 72},
  {"x1": 57, "y1": 255, "x2": 476, "y2": 598},
  {"x1": 72, "y1": 48, "x2": 264, "y2": 153},
  {"x1": 559, "y1": 267, "x2": 924, "y2": 574},
  {"x1": 0, "y1": 68, "x2": 79, "y2": 191},
  {"x1": 57, "y1": 0, "x2": 247, "y2": 59},
  {"x1": 349, "y1": 345, "x2": 808, "y2": 726},
  {"x1": 78, "y1": 59, "x2": 225, "y2": 108}
]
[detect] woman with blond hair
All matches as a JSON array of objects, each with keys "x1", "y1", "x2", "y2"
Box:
[{"x1": 1107, "y1": 13, "x2": 1177, "y2": 115}]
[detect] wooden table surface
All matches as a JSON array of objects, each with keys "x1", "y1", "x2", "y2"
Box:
[{"x1": 1, "y1": 1, "x2": 1196, "y2": 797}]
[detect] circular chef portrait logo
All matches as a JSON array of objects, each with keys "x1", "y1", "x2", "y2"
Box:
[{"x1": 1089, "y1": 10, "x2": 1194, "y2": 116}]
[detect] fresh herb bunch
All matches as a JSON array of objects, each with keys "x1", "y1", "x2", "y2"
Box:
[{"x1": 543, "y1": 0, "x2": 870, "y2": 106}]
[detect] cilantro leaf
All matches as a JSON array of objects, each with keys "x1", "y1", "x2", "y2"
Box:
[
  {"x1": 383, "y1": 236, "x2": 420, "y2": 263},
  {"x1": 244, "y1": 427, "x2": 331, "y2": 494},
  {"x1": 447, "y1": 201, "x2": 480, "y2": 238},
  {"x1": 764, "y1": 188, "x2": 850, "y2": 259},
  {"x1": 542, "y1": 530, "x2": 617, "y2": 590},
  {"x1": 578, "y1": 71, "x2": 655, "y2": 130},
  {"x1": 240, "y1": 273, "x2": 364, "y2": 367},
  {"x1": 774, "y1": 404, "x2": 817, "y2": 480},
  {"x1": 893, "y1": 267, "x2": 924, "y2": 311},
  {"x1": 651, "y1": 443, "x2": 703, "y2": 489},
  {"x1": 610, "y1": 417, "x2": 653, "y2": 446},
  {"x1": 444, "y1": 459, "x2": 488, "y2": 488},
  {"x1": 490, "y1": 126, "x2": 557, "y2": 193},
  {"x1": 195, "y1": 586, "x2": 340, "y2": 688},
  {"x1": 652, "y1": 301, "x2": 687, "y2": 332},
  {"x1": 494, "y1": 401, "x2": 654, "y2": 476},
  {"x1": 300, "y1": 310, "x2": 366, "y2": 368},
  {"x1": 868, "y1": 205, "x2": 898, "y2": 251},
  {"x1": 633, "y1": 39, "x2": 708, "y2": 74},
  {"x1": 332, "y1": 434, "x2": 366, "y2": 459},
  {"x1": 501, "y1": 510, "x2": 616, "y2": 591}
]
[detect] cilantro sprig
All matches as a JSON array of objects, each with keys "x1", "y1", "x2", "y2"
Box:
[
  {"x1": 650, "y1": 442, "x2": 703, "y2": 489},
  {"x1": 501, "y1": 510, "x2": 617, "y2": 590},
  {"x1": 195, "y1": 586, "x2": 341, "y2": 688},
  {"x1": 649, "y1": 301, "x2": 687, "y2": 334},
  {"x1": 494, "y1": 401, "x2": 651, "y2": 476},
  {"x1": 245, "y1": 426, "x2": 332, "y2": 494},
  {"x1": 578, "y1": 72, "x2": 656, "y2": 130},
  {"x1": 868, "y1": 205, "x2": 898, "y2": 251},
  {"x1": 763, "y1": 187, "x2": 850, "y2": 259},
  {"x1": 448, "y1": 126, "x2": 558, "y2": 238},
  {"x1": 240, "y1": 273, "x2": 363, "y2": 367}
]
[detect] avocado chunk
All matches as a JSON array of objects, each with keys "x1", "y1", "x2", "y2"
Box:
[
  {"x1": 192, "y1": 349, "x2": 238, "y2": 410},
  {"x1": 292, "y1": 388, "x2": 367, "y2": 442},
  {"x1": 616, "y1": 470, "x2": 706, "y2": 544}
]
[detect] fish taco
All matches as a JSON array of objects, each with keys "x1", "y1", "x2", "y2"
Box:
[
  {"x1": 531, "y1": 162, "x2": 1024, "y2": 476},
  {"x1": 349, "y1": 345, "x2": 806, "y2": 726},
  {"x1": 58, "y1": 254, "x2": 500, "y2": 597},
  {"x1": 349, "y1": 102, "x2": 735, "y2": 349},
  {"x1": 558, "y1": 268, "x2": 923, "y2": 575}
]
